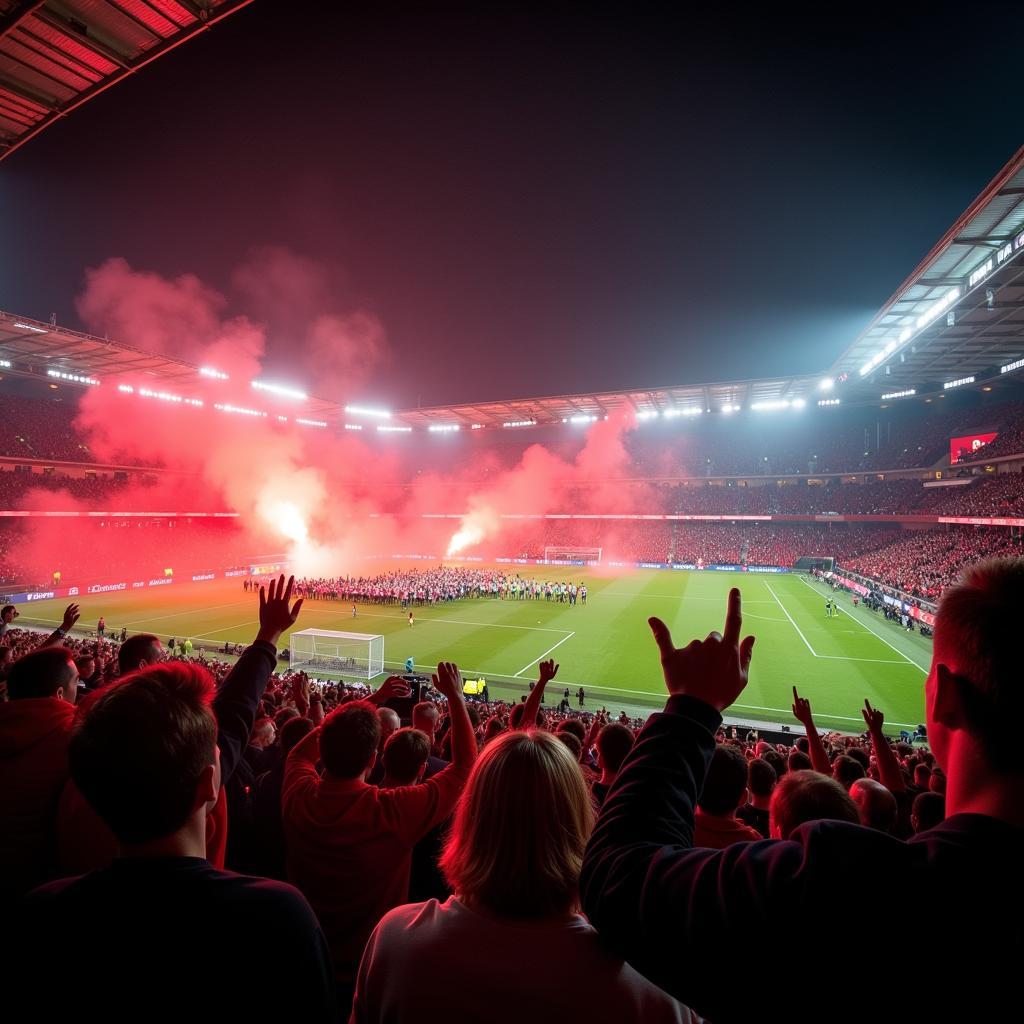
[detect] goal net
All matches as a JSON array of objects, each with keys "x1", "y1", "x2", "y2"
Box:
[
  {"x1": 543, "y1": 546, "x2": 602, "y2": 564},
  {"x1": 289, "y1": 629, "x2": 384, "y2": 680}
]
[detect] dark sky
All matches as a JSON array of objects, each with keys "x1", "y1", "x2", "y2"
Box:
[{"x1": 3, "y1": 1, "x2": 1023, "y2": 407}]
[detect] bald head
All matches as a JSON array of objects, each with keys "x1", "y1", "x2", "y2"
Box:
[
  {"x1": 377, "y1": 706, "x2": 401, "y2": 743},
  {"x1": 849, "y1": 778, "x2": 898, "y2": 834}
]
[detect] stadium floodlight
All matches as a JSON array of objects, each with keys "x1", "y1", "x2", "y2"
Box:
[
  {"x1": 277, "y1": 415, "x2": 289, "y2": 422},
  {"x1": 47, "y1": 369, "x2": 99, "y2": 386},
  {"x1": 428, "y1": 424, "x2": 460, "y2": 433},
  {"x1": 470, "y1": 424, "x2": 484, "y2": 429},
  {"x1": 818, "y1": 398, "x2": 841, "y2": 407},
  {"x1": 377, "y1": 424, "x2": 412, "y2": 433},
  {"x1": 564, "y1": 414, "x2": 598, "y2": 424},
  {"x1": 819, "y1": 378, "x2": 834, "y2": 390},
  {"x1": 296, "y1": 418, "x2": 327, "y2": 428},
  {"x1": 791, "y1": 398, "x2": 806, "y2": 409},
  {"x1": 344, "y1": 423, "x2": 363, "y2": 430},
  {"x1": 751, "y1": 399, "x2": 797, "y2": 411},
  {"x1": 289, "y1": 629, "x2": 384, "y2": 681},
  {"x1": 199, "y1": 366, "x2": 229, "y2": 380},
  {"x1": 0, "y1": 359, "x2": 10, "y2": 368},
  {"x1": 720, "y1": 403, "x2": 738, "y2": 414},
  {"x1": 252, "y1": 380, "x2": 307, "y2": 400},
  {"x1": 345, "y1": 405, "x2": 391, "y2": 419},
  {"x1": 137, "y1": 387, "x2": 203, "y2": 407},
  {"x1": 503, "y1": 419, "x2": 536, "y2": 427},
  {"x1": 214, "y1": 402, "x2": 267, "y2": 417},
  {"x1": 943, "y1": 375, "x2": 975, "y2": 390},
  {"x1": 881, "y1": 388, "x2": 915, "y2": 400},
  {"x1": 635, "y1": 410, "x2": 659, "y2": 421},
  {"x1": 1000, "y1": 357, "x2": 1024, "y2": 375},
  {"x1": 859, "y1": 287, "x2": 961, "y2": 377},
  {"x1": 13, "y1": 322, "x2": 48, "y2": 333}
]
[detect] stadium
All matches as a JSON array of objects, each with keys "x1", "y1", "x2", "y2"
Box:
[{"x1": 1, "y1": 5, "x2": 1022, "y2": 1022}]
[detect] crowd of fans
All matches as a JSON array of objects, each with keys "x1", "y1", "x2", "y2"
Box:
[{"x1": 0, "y1": 564, "x2": 1019, "y2": 1021}]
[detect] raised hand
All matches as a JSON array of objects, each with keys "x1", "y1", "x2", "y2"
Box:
[
  {"x1": 292, "y1": 672, "x2": 311, "y2": 714},
  {"x1": 61, "y1": 604, "x2": 80, "y2": 633},
  {"x1": 431, "y1": 661, "x2": 464, "y2": 702},
  {"x1": 538, "y1": 659, "x2": 559, "y2": 684},
  {"x1": 369, "y1": 676, "x2": 412, "y2": 705},
  {"x1": 861, "y1": 699, "x2": 884, "y2": 733},
  {"x1": 791, "y1": 686, "x2": 814, "y2": 727},
  {"x1": 648, "y1": 587, "x2": 754, "y2": 712},
  {"x1": 256, "y1": 575, "x2": 304, "y2": 646}
]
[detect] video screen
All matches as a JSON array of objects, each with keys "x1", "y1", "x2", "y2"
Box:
[{"x1": 950, "y1": 432, "x2": 998, "y2": 464}]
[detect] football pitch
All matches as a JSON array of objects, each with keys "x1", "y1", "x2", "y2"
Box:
[{"x1": 15, "y1": 568, "x2": 932, "y2": 731}]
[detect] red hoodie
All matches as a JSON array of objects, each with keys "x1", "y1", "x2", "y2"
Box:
[{"x1": 0, "y1": 698, "x2": 75, "y2": 898}]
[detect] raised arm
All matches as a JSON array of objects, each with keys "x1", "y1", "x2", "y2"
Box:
[
  {"x1": 861, "y1": 699, "x2": 905, "y2": 793},
  {"x1": 791, "y1": 687, "x2": 831, "y2": 775},
  {"x1": 214, "y1": 575, "x2": 303, "y2": 783},
  {"x1": 39, "y1": 604, "x2": 80, "y2": 648},
  {"x1": 513, "y1": 658, "x2": 558, "y2": 731},
  {"x1": 432, "y1": 662, "x2": 476, "y2": 773}
]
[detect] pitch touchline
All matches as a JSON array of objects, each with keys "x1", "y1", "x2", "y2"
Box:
[{"x1": 764, "y1": 583, "x2": 817, "y2": 656}]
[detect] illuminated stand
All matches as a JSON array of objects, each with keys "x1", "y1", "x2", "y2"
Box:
[{"x1": 289, "y1": 629, "x2": 384, "y2": 681}]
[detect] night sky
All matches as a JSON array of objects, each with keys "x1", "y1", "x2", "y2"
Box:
[{"x1": 3, "y1": 1, "x2": 1023, "y2": 408}]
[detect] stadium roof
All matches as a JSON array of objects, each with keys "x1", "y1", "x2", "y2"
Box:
[
  {"x1": 4, "y1": 147, "x2": 1024, "y2": 426},
  {"x1": 0, "y1": 0, "x2": 252, "y2": 162},
  {"x1": 829, "y1": 144, "x2": 1024, "y2": 399}
]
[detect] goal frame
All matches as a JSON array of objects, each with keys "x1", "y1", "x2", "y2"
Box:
[
  {"x1": 543, "y1": 546, "x2": 603, "y2": 564},
  {"x1": 288, "y1": 628, "x2": 384, "y2": 681}
]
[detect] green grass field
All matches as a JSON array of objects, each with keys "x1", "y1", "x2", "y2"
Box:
[{"x1": 14, "y1": 566, "x2": 932, "y2": 731}]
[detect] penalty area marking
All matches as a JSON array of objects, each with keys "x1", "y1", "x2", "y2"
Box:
[
  {"x1": 513, "y1": 631, "x2": 576, "y2": 677},
  {"x1": 794, "y1": 574, "x2": 929, "y2": 674}
]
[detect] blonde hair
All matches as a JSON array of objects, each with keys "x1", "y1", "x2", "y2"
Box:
[{"x1": 440, "y1": 729, "x2": 595, "y2": 918}]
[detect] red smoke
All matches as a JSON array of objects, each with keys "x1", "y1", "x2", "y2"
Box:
[{"x1": 14, "y1": 256, "x2": 659, "y2": 583}]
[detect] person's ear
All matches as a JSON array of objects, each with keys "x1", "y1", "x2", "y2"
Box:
[
  {"x1": 932, "y1": 663, "x2": 968, "y2": 730},
  {"x1": 196, "y1": 762, "x2": 218, "y2": 810}
]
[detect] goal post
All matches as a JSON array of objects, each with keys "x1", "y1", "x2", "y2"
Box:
[
  {"x1": 543, "y1": 546, "x2": 602, "y2": 564},
  {"x1": 289, "y1": 629, "x2": 384, "y2": 681}
]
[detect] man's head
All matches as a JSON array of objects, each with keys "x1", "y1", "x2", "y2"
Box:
[
  {"x1": 928, "y1": 558, "x2": 1024, "y2": 775},
  {"x1": 411, "y1": 701, "x2": 439, "y2": 738},
  {"x1": 747, "y1": 757, "x2": 778, "y2": 803},
  {"x1": 382, "y1": 727, "x2": 431, "y2": 786},
  {"x1": 6, "y1": 647, "x2": 79, "y2": 702},
  {"x1": 1, "y1": 604, "x2": 18, "y2": 624},
  {"x1": 319, "y1": 700, "x2": 380, "y2": 779},
  {"x1": 698, "y1": 743, "x2": 749, "y2": 817},
  {"x1": 376, "y1": 706, "x2": 400, "y2": 745},
  {"x1": 556, "y1": 719, "x2": 587, "y2": 744},
  {"x1": 769, "y1": 770, "x2": 860, "y2": 839},
  {"x1": 849, "y1": 778, "x2": 898, "y2": 833},
  {"x1": 911, "y1": 791, "x2": 946, "y2": 834},
  {"x1": 596, "y1": 723, "x2": 634, "y2": 776},
  {"x1": 762, "y1": 748, "x2": 786, "y2": 780},
  {"x1": 68, "y1": 663, "x2": 218, "y2": 845},
  {"x1": 913, "y1": 763, "x2": 932, "y2": 788},
  {"x1": 788, "y1": 749, "x2": 812, "y2": 773},
  {"x1": 74, "y1": 656, "x2": 96, "y2": 682},
  {"x1": 117, "y1": 633, "x2": 163, "y2": 675},
  {"x1": 832, "y1": 754, "x2": 866, "y2": 790}
]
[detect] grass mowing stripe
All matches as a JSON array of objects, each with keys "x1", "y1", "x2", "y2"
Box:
[{"x1": 764, "y1": 583, "x2": 817, "y2": 656}]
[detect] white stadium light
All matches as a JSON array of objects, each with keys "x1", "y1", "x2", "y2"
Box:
[
  {"x1": 13, "y1": 322, "x2": 48, "y2": 333},
  {"x1": 881, "y1": 388, "x2": 916, "y2": 400},
  {"x1": 751, "y1": 399, "x2": 804, "y2": 411},
  {"x1": 377, "y1": 425, "x2": 412, "y2": 433},
  {"x1": 943, "y1": 375, "x2": 975, "y2": 390},
  {"x1": 470, "y1": 424, "x2": 484, "y2": 430},
  {"x1": 859, "y1": 288, "x2": 960, "y2": 377},
  {"x1": 791, "y1": 398, "x2": 806, "y2": 409},
  {"x1": 345, "y1": 405, "x2": 391, "y2": 419},
  {"x1": 47, "y1": 369, "x2": 99, "y2": 386},
  {"x1": 1001, "y1": 357, "x2": 1024, "y2": 375},
  {"x1": 252, "y1": 380, "x2": 308, "y2": 400},
  {"x1": 296, "y1": 418, "x2": 327, "y2": 428},
  {"x1": 0, "y1": 359, "x2": 12, "y2": 368},
  {"x1": 564, "y1": 414, "x2": 599, "y2": 424},
  {"x1": 344, "y1": 423, "x2": 363, "y2": 431},
  {"x1": 502, "y1": 419, "x2": 536, "y2": 428},
  {"x1": 635, "y1": 410, "x2": 659, "y2": 420},
  {"x1": 428, "y1": 424, "x2": 460, "y2": 433},
  {"x1": 818, "y1": 398, "x2": 841, "y2": 407},
  {"x1": 214, "y1": 402, "x2": 267, "y2": 417},
  {"x1": 819, "y1": 378, "x2": 834, "y2": 391},
  {"x1": 720, "y1": 404, "x2": 739, "y2": 414},
  {"x1": 199, "y1": 366, "x2": 229, "y2": 380},
  {"x1": 137, "y1": 387, "x2": 203, "y2": 407}
]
